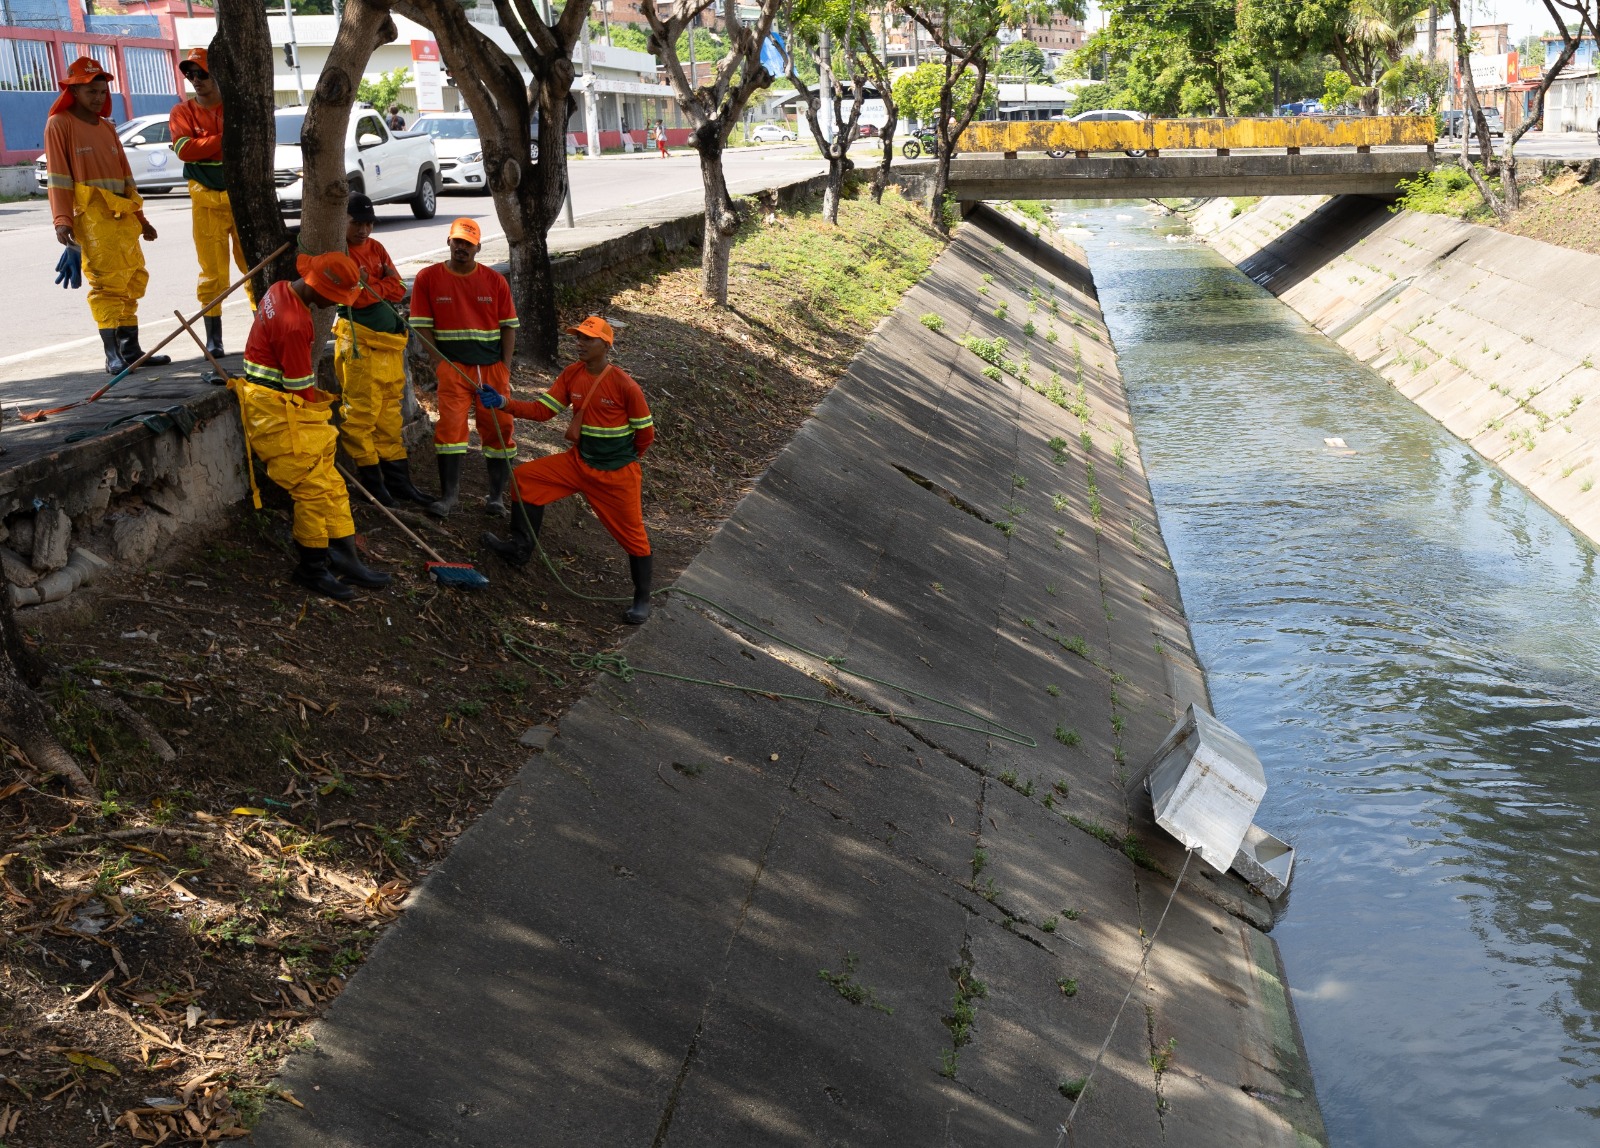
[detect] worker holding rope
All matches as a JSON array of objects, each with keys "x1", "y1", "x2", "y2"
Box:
[
  {"x1": 301, "y1": 193, "x2": 431, "y2": 508},
  {"x1": 408, "y1": 218, "x2": 519, "y2": 519},
  {"x1": 235, "y1": 254, "x2": 392, "y2": 601},
  {"x1": 169, "y1": 47, "x2": 250, "y2": 366},
  {"x1": 44, "y1": 56, "x2": 168, "y2": 376},
  {"x1": 479, "y1": 316, "x2": 656, "y2": 625}
]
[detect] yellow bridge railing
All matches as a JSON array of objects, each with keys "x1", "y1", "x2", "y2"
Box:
[{"x1": 958, "y1": 116, "x2": 1437, "y2": 155}]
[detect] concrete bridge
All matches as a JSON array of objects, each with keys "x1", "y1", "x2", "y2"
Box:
[{"x1": 924, "y1": 115, "x2": 1439, "y2": 200}]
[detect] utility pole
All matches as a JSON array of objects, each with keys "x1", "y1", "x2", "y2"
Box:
[
  {"x1": 582, "y1": 35, "x2": 601, "y2": 159},
  {"x1": 282, "y1": 0, "x2": 305, "y2": 105},
  {"x1": 1429, "y1": 4, "x2": 1438, "y2": 64}
]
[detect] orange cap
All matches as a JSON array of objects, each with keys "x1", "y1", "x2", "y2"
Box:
[
  {"x1": 565, "y1": 316, "x2": 614, "y2": 345},
  {"x1": 302, "y1": 252, "x2": 363, "y2": 307},
  {"x1": 62, "y1": 56, "x2": 114, "y2": 86},
  {"x1": 179, "y1": 48, "x2": 209, "y2": 77},
  {"x1": 447, "y1": 217, "x2": 481, "y2": 244}
]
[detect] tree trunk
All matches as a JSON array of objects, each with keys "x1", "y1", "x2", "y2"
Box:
[
  {"x1": 507, "y1": 215, "x2": 558, "y2": 360},
  {"x1": 823, "y1": 155, "x2": 850, "y2": 223},
  {"x1": 0, "y1": 594, "x2": 95, "y2": 800},
  {"x1": 698, "y1": 134, "x2": 738, "y2": 306},
  {"x1": 872, "y1": 106, "x2": 897, "y2": 202},
  {"x1": 212, "y1": 0, "x2": 295, "y2": 296},
  {"x1": 300, "y1": 0, "x2": 398, "y2": 260}
]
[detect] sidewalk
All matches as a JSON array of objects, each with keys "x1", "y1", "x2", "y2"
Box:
[{"x1": 252, "y1": 206, "x2": 1321, "y2": 1146}]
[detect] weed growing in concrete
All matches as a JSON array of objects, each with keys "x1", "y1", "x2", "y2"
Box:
[
  {"x1": 671, "y1": 761, "x2": 707, "y2": 778},
  {"x1": 962, "y1": 334, "x2": 1009, "y2": 367},
  {"x1": 1046, "y1": 684, "x2": 1061, "y2": 697},
  {"x1": 983, "y1": 365, "x2": 1003, "y2": 382},
  {"x1": 982, "y1": 273, "x2": 994, "y2": 284},
  {"x1": 1079, "y1": 428, "x2": 1093, "y2": 453},
  {"x1": 971, "y1": 847, "x2": 988, "y2": 877},
  {"x1": 1054, "y1": 725, "x2": 1081, "y2": 747},
  {"x1": 1113, "y1": 439, "x2": 1126, "y2": 470},
  {"x1": 994, "y1": 304, "x2": 1009, "y2": 321},
  {"x1": 995, "y1": 520, "x2": 1016, "y2": 538},
  {"x1": 1059, "y1": 1077, "x2": 1088, "y2": 1101},
  {"x1": 946, "y1": 967, "x2": 990, "y2": 1052},
  {"x1": 978, "y1": 284, "x2": 990, "y2": 295},
  {"x1": 1062, "y1": 907, "x2": 1080, "y2": 920},
  {"x1": 1052, "y1": 493, "x2": 1070, "y2": 512},
  {"x1": 977, "y1": 877, "x2": 999, "y2": 901},
  {"x1": 999, "y1": 768, "x2": 1019, "y2": 787},
  {"x1": 1060, "y1": 635, "x2": 1091, "y2": 659},
  {"x1": 1023, "y1": 321, "x2": 1037, "y2": 337},
  {"x1": 1041, "y1": 916, "x2": 1059, "y2": 933},
  {"x1": 1021, "y1": 777, "x2": 1036, "y2": 797},
  {"x1": 940, "y1": 1049, "x2": 960, "y2": 1078},
  {"x1": 1047, "y1": 434, "x2": 1070, "y2": 464},
  {"x1": 1150, "y1": 1037, "x2": 1178, "y2": 1074},
  {"x1": 1012, "y1": 473, "x2": 1028, "y2": 490},
  {"x1": 1111, "y1": 713, "x2": 1126, "y2": 735},
  {"x1": 1053, "y1": 780, "x2": 1070, "y2": 798},
  {"x1": 1057, "y1": 977, "x2": 1079, "y2": 996},
  {"x1": 920, "y1": 312, "x2": 946, "y2": 332},
  {"x1": 1042, "y1": 793, "x2": 1055, "y2": 809},
  {"x1": 819, "y1": 953, "x2": 895, "y2": 1014},
  {"x1": 1584, "y1": 478, "x2": 1595, "y2": 493},
  {"x1": 1047, "y1": 329, "x2": 1059, "y2": 343},
  {"x1": 1046, "y1": 583, "x2": 1057, "y2": 596}
]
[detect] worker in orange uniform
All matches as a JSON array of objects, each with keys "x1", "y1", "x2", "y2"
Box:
[
  {"x1": 45, "y1": 56, "x2": 167, "y2": 376},
  {"x1": 297, "y1": 193, "x2": 431, "y2": 507},
  {"x1": 479, "y1": 316, "x2": 656, "y2": 625},
  {"x1": 408, "y1": 218, "x2": 519, "y2": 519},
  {"x1": 236, "y1": 254, "x2": 392, "y2": 601},
  {"x1": 169, "y1": 47, "x2": 249, "y2": 363}
]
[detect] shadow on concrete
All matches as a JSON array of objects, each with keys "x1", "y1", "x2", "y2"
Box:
[{"x1": 1236, "y1": 195, "x2": 1393, "y2": 297}]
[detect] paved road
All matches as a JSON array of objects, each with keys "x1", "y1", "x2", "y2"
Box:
[
  {"x1": 1490, "y1": 129, "x2": 1600, "y2": 159},
  {"x1": 0, "y1": 146, "x2": 822, "y2": 380}
]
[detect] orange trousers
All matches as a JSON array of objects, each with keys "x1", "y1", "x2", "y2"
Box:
[
  {"x1": 515, "y1": 451, "x2": 649, "y2": 556},
  {"x1": 433, "y1": 359, "x2": 516, "y2": 459}
]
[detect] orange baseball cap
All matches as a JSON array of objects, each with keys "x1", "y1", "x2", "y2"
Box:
[
  {"x1": 179, "y1": 48, "x2": 209, "y2": 77},
  {"x1": 565, "y1": 316, "x2": 614, "y2": 345},
  {"x1": 62, "y1": 56, "x2": 114, "y2": 86},
  {"x1": 447, "y1": 217, "x2": 481, "y2": 244},
  {"x1": 302, "y1": 252, "x2": 363, "y2": 307}
]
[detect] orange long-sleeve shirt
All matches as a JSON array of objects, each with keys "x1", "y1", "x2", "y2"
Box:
[
  {"x1": 296, "y1": 238, "x2": 408, "y2": 333},
  {"x1": 44, "y1": 112, "x2": 135, "y2": 228},
  {"x1": 504, "y1": 362, "x2": 654, "y2": 471},
  {"x1": 168, "y1": 97, "x2": 226, "y2": 191}
]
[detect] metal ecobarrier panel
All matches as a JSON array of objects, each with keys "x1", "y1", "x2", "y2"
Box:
[{"x1": 960, "y1": 116, "x2": 1438, "y2": 154}]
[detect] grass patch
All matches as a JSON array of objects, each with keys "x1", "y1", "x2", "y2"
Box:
[
  {"x1": 818, "y1": 952, "x2": 894, "y2": 1014},
  {"x1": 1011, "y1": 200, "x2": 1054, "y2": 228}
]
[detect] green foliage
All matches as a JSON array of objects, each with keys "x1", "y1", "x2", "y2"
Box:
[
  {"x1": 357, "y1": 67, "x2": 413, "y2": 115},
  {"x1": 998, "y1": 38, "x2": 1048, "y2": 79},
  {"x1": 1392, "y1": 165, "x2": 1482, "y2": 217},
  {"x1": 920, "y1": 311, "x2": 946, "y2": 331},
  {"x1": 892, "y1": 61, "x2": 994, "y2": 124},
  {"x1": 1011, "y1": 199, "x2": 1053, "y2": 228},
  {"x1": 818, "y1": 953, "x2": 895, "y2": 1014}
]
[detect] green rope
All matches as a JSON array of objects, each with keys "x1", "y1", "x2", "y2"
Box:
[{"x1": 358, "y1": 291, "x2": 1032, "y2": 747}]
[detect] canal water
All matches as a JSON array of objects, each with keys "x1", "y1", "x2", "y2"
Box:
[{"x1": 1068, "y1": 203, "x2": 1600, "y2": 1147}]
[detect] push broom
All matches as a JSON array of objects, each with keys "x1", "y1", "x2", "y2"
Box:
[{"x1": 337, "y1": 463, "x2": 489, "y2": 590}]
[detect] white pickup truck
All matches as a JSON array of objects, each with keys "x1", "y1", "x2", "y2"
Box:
[{"x1": 273, "y1": 106, "x2": 440, "y2": 218}]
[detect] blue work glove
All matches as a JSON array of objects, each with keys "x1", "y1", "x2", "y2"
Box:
[
  {"x1": 478, "y1": 385, "x2": 506, "y2": 410},
  {"x1": 54, "y1": 245, "x2": 83, "y2": 290}
]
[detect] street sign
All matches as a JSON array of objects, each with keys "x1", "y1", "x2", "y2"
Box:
[{"x1": 412, "y1": 40, "x2": 444, "y2": 113}]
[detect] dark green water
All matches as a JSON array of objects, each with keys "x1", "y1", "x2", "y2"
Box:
[{"x1": 1071, "y1": 203, "x2": 1600, "y2": 1147}]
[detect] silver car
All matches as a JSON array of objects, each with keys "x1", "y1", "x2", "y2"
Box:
[{"x1": 33, "y1": 112, "x2": 187, "y2": 194}]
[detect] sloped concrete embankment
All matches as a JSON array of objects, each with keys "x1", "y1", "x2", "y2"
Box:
[
  {"x1": 1197, "y1": 193, "x2": 1600, "y2": 548},
  {"x1": 254, "y1": 205, "x2": 1322, "y2": 1147}
]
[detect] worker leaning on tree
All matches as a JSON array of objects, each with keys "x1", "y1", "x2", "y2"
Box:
[
  {"x1": 169, "y1": 47, "x2": 250, "y2": 363},
  {"x1": 45, "y1": 56, "x2": 169, "y2": 376},
  {"x1": 234, "y1": 253, "x2": 392, "y2": 602},
  {"x1": 480, "y1": 316, "x2": 656, "y2": 625},
  {"x1": 408, "y1": 217, "x2": 520, "y2": 520},
  {"x1": 295, "y1": 193, "x2": 431, "y2": 509}
]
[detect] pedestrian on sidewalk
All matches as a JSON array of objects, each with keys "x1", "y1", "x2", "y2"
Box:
[
  {"x1": 169, "y1": 47, "x2": 250, "y2": 369},
  {"x1": 408, "y1": 217, "x2": 521, "y2": 519},
  {"x1": 45, "y1": 56, "x2": 168, "y2": 376},
  {"x1": 311, "y1": 193, "x2": 431, "y2": 508},
  {"x1": 235, "y1": 253, "x2": 392, "y2": 601},
  {"x1": 387, "y1": 105, "x2": 406, "y2": 131},
  {"x1": 480, "y1": 316, "x2": 656, "y2": 625},
  {"x1": 654, "y1": 119, "x2": 670, "y2": 158}
]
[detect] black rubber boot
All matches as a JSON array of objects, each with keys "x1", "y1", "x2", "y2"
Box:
[
  {"x1": 291, "y1": 544, "x2": 355, "y2": 600},
  {"x1": 380, "y1": 458, "x2": 432, "y2": 505},
  {"x1": 428, "y1": 454, "x2": 462, "y2": 518},
  {"x1": 481, "y1": 501, "x2": 542, "y2": 567},
  {"x1": 484, "y1": 457, "x2": 512, "y2": 517},
  {"x1": 624, "y1": 554, "x2": 653, "y2": 625},
  {"x1": 356, "y1": 463, "x2": 396, "y2": 507},
  {"x1": 117, "y1": 326, "x2": 170, "y2": 368},
  {"x1": 100, "y1": 327, "x2": 127, "y2": 375},
  {"x1": 327, "y1": 535, "x2": 392, "y2": 589},
  {"x1": 203, "y1": 315, "x2": 225, "y2": 357}
]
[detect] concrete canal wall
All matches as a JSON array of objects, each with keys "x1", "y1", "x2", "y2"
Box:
[
  {"x1": 255, "y1": 204, "x2": 1324, "y2": 1147},
  {"x1": 1196, "y1": 193, "x2": 1600, "y2": 549}
]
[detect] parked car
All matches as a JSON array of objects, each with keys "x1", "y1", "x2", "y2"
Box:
[
  {"x1": 34, "y1": 112, "x2": 187, "y2": 195},
  {"x1": 749, "y1": 122, "x2": 797, "y2": 143},
  {"x1": 1442, "y1": 108, "x2": 1504, "y2": 139},
  {"x1": 1047, "y1": 107, "x2": 1148, "y2": 158},
  {"x1": 858, "y1": 122, "x2": 879, "y2": 138},
  {"x1": 273, "y1": 106, "x2": 440, "y2": 218},
  {"x1": 410, "y1": 112, "x2": 542, "y2": 194}
]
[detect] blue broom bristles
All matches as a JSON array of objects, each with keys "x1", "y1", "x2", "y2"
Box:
[{"x1": 427, "y1": 561, "x2": 490, "y2": 590}]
